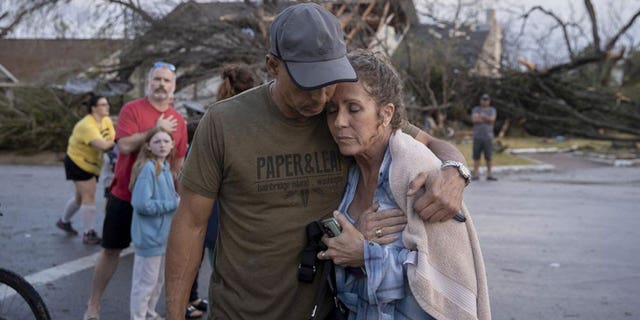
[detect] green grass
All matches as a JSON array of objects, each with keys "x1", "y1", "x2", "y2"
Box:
[
  {"x1": 454, "y1": 141, "x2": 538, "y2": 166},
  {"x1": 454, "y1": 137, "x2": 640, "y2": 166},
  {"x1": 496, "y1": 137, "x2": 610, "y2": 151},
  {"x1": 451, "y1": 136, "x2": 632, "y2": 166}
]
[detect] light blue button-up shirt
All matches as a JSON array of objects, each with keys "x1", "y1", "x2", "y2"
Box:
[{"x1": 335, "y1": 148, "x2": 435, "y2": 320}]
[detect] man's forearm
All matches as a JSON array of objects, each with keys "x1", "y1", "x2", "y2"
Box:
[
  {"x1": 172, "y1": 157, "x2": 185, "y2": 176},
  {"x1": 117, "y1": 131, "x2": 148, "y2": 155},
  {"x1": 410, "y1": 129, "x2": 467, "y2": 222},
  {"x1": 166, "y1": 187, "x2": 215, "y2": 320},
  {"x1": 427, "y1": 137, "x2": 466, "y2": 164},
  {"x1": 165, "y1": 207, "x2": 208, "y2": 320},
  {"x1": 414, "y1": 130, "x2": 466, "y2": 164}
]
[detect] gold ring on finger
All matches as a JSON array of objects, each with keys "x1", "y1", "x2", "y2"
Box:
[{"x1": 375, "y1": 228, "x2": 383, "y2": 238}]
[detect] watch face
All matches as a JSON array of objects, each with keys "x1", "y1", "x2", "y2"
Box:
[{"x1": 459, "y1": 165, "x2": 471, "y2": 178}]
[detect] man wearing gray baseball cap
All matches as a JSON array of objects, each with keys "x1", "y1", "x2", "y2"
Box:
[
  {"x1": 269, "y1": 2, "x2": 357, "y2": 89},
  {"x1": 166, "y1": 3, "x2": 469, "y2": 320}
]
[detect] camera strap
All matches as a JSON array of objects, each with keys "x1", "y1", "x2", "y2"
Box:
[
  {"x1": 300, "y1": 221, "x2": 349, "y2": 320},
  {"x1": 298, "y1": 221, "x2": 325, "y2": 283},
  {"x1": 308, "y1": 259, "x2": 349, "y2": 320}
]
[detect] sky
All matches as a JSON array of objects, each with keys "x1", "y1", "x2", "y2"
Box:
[
  {"x1": 416, "y1": 0, "x2": 640, "y2": 65},
  {"x1": 2, "y1": 0, "x2": 639, "y2": 66}
]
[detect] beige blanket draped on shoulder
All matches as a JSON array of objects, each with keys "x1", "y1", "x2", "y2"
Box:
[{"x1": 388, "y1": 130, "x2": 491, "y2": 320}]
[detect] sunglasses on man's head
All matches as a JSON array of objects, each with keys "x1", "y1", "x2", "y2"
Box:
[{"x1": 153, "y1": 61, "x2": 176, "y2": 72}]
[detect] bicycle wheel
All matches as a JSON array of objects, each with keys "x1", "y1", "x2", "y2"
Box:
[{"x1": 0, "y1": 268, "x2": 51, "y2": 320}]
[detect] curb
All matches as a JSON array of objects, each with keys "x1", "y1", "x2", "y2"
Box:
[
  {"x1": 571, "y1": 151, "x2": 640, "y2": 167},
  {"x1": 507, "y1": 147, "x2": 640, "y2": 167},
  {"x1": 475, "y1": 164, "x2": 555, "y2": 174},
  {"x1": 506, "y1": 147, "x2": 574, "y2": 154}
]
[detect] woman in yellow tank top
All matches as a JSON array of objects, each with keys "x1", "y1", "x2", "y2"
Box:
[{"x1": 56, "y1": 94, "x2": 115, "y2": 245}]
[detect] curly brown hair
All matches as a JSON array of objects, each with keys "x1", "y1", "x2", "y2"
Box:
[
  {"x1": 347, "y1": 49, "x2": 406, "y2": 130},
  {"x1": 216, "y1": 64, "x2": 256, "y2": 101}
]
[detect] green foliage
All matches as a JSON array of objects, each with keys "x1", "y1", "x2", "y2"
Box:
[
  {"x1": 0, "y1": 87, "x2": 85, "y2": 152},
  {"x1": 467, "y1": 71, "x2": 640, "y2": 140},
  {"x1": 455, "y1": 140, "x2": 537, "y2": 166},
  {"x1": 623, "y1": 51, "x2": 640, "y2": 84},
  {"x1": 391, "y1": 25, "x2": 490, "y2": 137},
  {"x1": 620, "y1": 50, "x2": 640, "y2": 101}
]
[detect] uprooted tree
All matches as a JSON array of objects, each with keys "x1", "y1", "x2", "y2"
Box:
[
  {"x1": 1, "y1": 0, "x2": 272, "y2": 151},
  {"x1": 492, "y1": 0, "x2": 640, "y2": 141},
  {"x1": 398, "y1": 0, "x2": 640, "y2": 142},
  {"x1": 1, "y1": 0, "x2": 639, "y2": 153}
]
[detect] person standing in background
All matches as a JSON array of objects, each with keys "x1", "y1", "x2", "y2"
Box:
[
  {"x1": 56, "y1": 94, "x2": 115, "y2": 245},
  {"x1": 129, "y1": 127, "x2": 178, "y2": 320},
  {"x1": 83, "y1": 61, "x2": 187, "y2": 320},
  {"x1": 216, "y1": 64, "x2": 257, "y2": 101},
  {"x1": 471, "y1": 93, "x2": 497, "y2": 181}
]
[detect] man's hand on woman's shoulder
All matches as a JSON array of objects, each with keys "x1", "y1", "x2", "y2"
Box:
[{"x1": 409, "y1": 168, "x2": 464, "y2": 222}]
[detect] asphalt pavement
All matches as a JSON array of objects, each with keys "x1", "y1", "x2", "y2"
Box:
[{"x1": 0, "y1": 153, "x2": 639, "y2": 320}]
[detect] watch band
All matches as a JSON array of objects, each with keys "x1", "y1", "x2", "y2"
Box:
[{"x1": 441, "y1": 160, "x2": 472, "y2": 186}]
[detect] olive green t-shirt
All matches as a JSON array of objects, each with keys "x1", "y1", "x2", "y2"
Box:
[{"x1": 180, "y1": 83, "x2": 347, "y2": 319}]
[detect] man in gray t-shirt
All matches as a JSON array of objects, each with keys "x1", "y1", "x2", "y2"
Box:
[{"x1": 471, "y1": 93, "x2": 497, "y2": 180}]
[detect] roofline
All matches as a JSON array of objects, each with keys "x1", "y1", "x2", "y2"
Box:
[
  {"x1": 0, "y1": 38, "x2": 127, "y2": 41},
  {"x1": 0, "y1": 63, "x2": 19, "y2": 83}
]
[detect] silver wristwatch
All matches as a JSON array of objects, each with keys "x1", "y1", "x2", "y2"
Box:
[{"x1": 441, "y1": 160, "x2": 472, "y2": 186}]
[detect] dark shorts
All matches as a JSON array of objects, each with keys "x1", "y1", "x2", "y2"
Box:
[
  {"x1": 64, "y1": 155, "x2": 98, "y2": 181},
  {"x1": 472, "y1": 138, "x2": 493, "y2": 161},
  {"x1": 101, "y1": 193, "x2": 133, "y2": 250}
]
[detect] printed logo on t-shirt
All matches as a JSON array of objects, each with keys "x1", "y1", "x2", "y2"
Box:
[{"x1": 255, "y1": 150, "x2": 345, "y2": 205}]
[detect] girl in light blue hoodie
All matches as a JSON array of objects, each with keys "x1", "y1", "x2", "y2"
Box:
[{"x1": 129, "y1": 127, "x2": 177, "y2": 320}]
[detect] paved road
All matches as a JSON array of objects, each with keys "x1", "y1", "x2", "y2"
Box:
[
  {"x1": 0, "y1": 165, "x2": 211, "y2": 319},
  {"x1": 0, "y1": 154, "x2": 639, "y2": 320}
]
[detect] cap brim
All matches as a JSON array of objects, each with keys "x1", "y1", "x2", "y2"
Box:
[{"x1": 284, "y1": 55, "x2": 358, "y2": 90}]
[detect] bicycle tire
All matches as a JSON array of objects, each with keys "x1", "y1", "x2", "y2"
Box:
[{"x1": 0, "y1": 268, "x2": 51, "y2": 320}]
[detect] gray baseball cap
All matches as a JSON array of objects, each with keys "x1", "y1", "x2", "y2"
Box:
[{"x1": 269, "y1": 3, "x2": 357, "y2": 90}]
